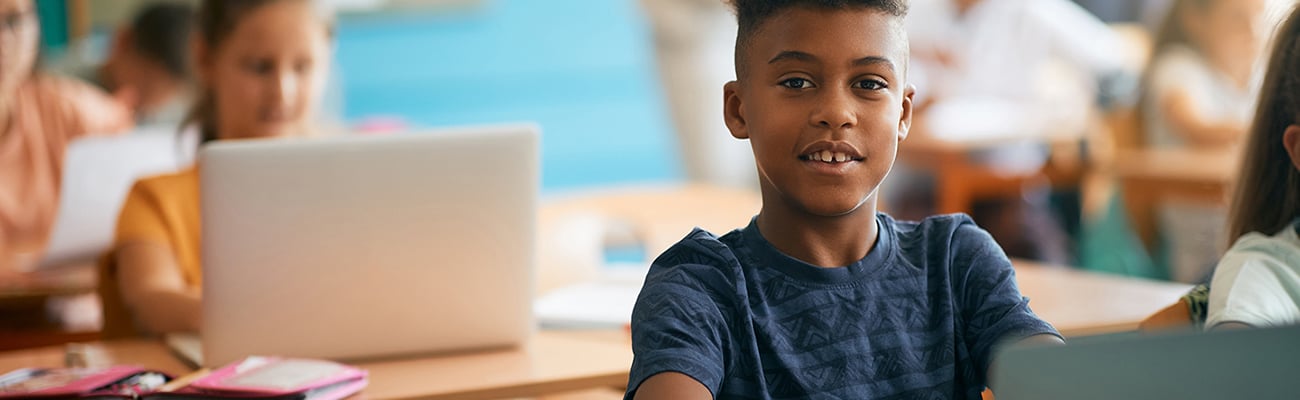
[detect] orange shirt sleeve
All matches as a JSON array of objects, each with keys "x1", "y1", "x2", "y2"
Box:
[{"x1": 114, "y1": 179, "x2": 172, "y2": 247}]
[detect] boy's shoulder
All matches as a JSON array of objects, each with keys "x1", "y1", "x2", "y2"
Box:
[{"x1": 647, "y1": 227, "x2": 746, "y2": 279}]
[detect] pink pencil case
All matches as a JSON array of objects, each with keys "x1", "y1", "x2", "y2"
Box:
[
  {"x1": 0, "y1": 365, "x2": 171, "y2": 399},
  {"x1": 149, "y1": 357, "x2": 367, "y2": 400}
]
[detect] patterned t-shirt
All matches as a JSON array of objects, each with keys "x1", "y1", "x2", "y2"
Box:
[{"x1": 626, "y1": 213, "x2": 1060, "y2": 399}]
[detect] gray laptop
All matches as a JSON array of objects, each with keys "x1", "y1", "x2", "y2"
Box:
[
  {"x1": 993, "y1": 324, "x2": 1300, "y2": 399},
  {"x1": 197, "y1": 124, "x2": 539, "y2": 367}
]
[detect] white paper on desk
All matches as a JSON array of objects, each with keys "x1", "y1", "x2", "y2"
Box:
[{"x1": 534, "y1": 263, "x2": 649, "y2": 329}]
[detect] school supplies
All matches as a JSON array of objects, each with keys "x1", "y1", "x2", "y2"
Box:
[{"x1": 0, "y1": 357, "x2": 366, "y2": 399}]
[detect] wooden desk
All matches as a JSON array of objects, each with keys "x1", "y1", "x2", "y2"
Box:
[
  {"x1": 1012, "y1": 260, "x2": 1193, "y2": 337},
  {"x1": 1113, "y1": 149, "x2": 1238, "y2": 251},
  {"x1": 898, "y1": 132, "x2": 1083, "y2": 215},
  {"x1": 0, "y1": 263, "x2": 97, "y2": 302},
  {"x1": 0, "y1": 331, "x2": 631, "y2": 400},
  {"x1": 0, "y1": 264, "x2": 100, "y2": 351}
]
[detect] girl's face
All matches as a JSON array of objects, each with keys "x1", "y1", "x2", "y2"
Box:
[
  {"x1": 0, "y1": 0, "x2": 37, "y2": 100},
  {"x1": 200, "y1": 0, "x2": 331, "y2": 140}
]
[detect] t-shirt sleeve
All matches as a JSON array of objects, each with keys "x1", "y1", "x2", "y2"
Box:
[
  {"x1": 950, "y1": 221, "x2": 1061, "y2": 379},
  {"x1": 1206, "y1": 235, "x2": 1300, "y2": 328},
  {"x1": 625, "y1": 262, "x2": 728, "y2": 399},
  {"x1": 114, "y1": 179, "x2": 171, "y2": 247}
]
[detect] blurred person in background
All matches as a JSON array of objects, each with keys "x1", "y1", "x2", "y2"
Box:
[
  {"x1": 0, "y1": 0, "x2": 133, "y2": 275},
  {"x1": 85, "y1": 2, "x2": 195, "y2": 126},
  {"x1": 899, "y1": 0, "x2": 1131, "y2": 263},
  {"x1": 1141, "y1": 0, "x2": 1268, "y2": 283}
]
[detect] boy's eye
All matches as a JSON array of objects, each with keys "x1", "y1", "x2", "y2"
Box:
[
  {"x1": 779, "y1": 78, "x2": 813, "y2": 89},
  {"x1": 855, "y1": 79, "x2": 887, "y2": 90}
]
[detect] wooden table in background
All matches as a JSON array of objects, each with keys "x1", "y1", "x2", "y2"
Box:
[
  {"x1": 1013, "y1": 260, "x2": 1193, "y2": 337},
  {"x1": 0, "y1": 264, "x2": 100, "y2": 351},
  {"x1": 1113, "y1": 149, "x2": 1238, "y2": 252},
  {"x1": 898, "y1": 131, "x2": 1084, "y2": 216}
]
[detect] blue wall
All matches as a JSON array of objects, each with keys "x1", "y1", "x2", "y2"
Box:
[{"x1": 335, "y1": 0, "x2": 683, "y2": 191}]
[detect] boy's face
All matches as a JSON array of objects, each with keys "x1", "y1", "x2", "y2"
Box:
[{"x1": 724, "y1": 7, "x2": 913, "y2": 218}]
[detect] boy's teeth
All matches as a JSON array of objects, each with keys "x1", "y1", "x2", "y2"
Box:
[{"x1": 805, "y1": 151, "x2": 853, "y2": 163}]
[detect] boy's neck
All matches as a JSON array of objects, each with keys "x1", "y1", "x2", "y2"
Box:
[{"x1": 755, "y1": 198, "x2": 881, "y2": 268}]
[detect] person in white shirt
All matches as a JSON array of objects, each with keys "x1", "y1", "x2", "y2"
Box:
[{"x1": 907, "y1": 0, "x2": 1129, "y2": 152}]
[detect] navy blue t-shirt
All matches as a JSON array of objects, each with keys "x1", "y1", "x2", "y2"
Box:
[{"x1": 626, "y1": 213, "x2": 1060, "y2": 399}]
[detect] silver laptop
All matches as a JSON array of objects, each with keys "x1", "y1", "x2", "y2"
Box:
[
  {"x1": 992, "y1": 324, "x2": 1300, "y2": 399},
  {"x1": 198, "y1": 124, "x2": 539, "y2": 367}
]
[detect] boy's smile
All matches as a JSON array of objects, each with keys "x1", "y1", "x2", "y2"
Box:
[{"x1": 724, "y1": 6, "x2": 913, "y2": 219}]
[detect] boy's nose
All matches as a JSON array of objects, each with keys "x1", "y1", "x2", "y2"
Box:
[{"x1": 812, "y1": 89, "x2": 858, "y2": 130}]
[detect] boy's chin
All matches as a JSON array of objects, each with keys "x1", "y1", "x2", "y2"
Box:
[{"x1": 792, "y1": 194, "x2": 873, "y2": 218}]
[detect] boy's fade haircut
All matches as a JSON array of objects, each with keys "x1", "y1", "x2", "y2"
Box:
[{"x1": 725, "y1": 0, "x2": 910, "y2": 79}]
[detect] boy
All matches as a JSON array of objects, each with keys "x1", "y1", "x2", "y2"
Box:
[{"x1": 626, "y1": 1, "x2": 1063, "y2": 399}]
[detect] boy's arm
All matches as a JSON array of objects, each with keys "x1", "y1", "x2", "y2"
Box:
[
  {"x1": 634, "y1": 372, "x2": 712, "y2": 400},
  {"x1": 950, "y1": 222, "x2": 1063, "y2": 385},
  {"x1": 626, "y1": 261, "x2": 729, "y2": 399}
]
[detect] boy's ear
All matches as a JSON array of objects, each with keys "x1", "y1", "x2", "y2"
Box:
[
  {"x1": 723, "y1": 81, "x2": 748, "y2": 139},
  {"x1": 1284, "y1": 125, "x2": 1300, "y2": 171},
  {"x1": 898, "y1": 84, "x2": 915, "y2": 142}
]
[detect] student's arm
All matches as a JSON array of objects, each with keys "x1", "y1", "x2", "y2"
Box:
[
  {"x1": 115, "y1": 241, "x2": 201, "y2": 334},
  {"x1": 634, "y1": 372, "x2": 712, "y2": 400},
  {"x1": 1160, "y1": 91, "x2": 1246, "y2": 148}
]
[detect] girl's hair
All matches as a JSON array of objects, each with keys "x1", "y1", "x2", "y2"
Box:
[
  {"x1": 1135, "y1": 0, "x2": 1218, "y2": 148},
  {"x1": 1228, "y1": 4, "x2": 1300, "y2": 241},
  {"x1": 182, "y1": 0, "x2": 332, "y2": 144}
]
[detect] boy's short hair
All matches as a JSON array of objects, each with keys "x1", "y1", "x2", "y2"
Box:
[
  {"x1": 726, "y1": 0, "x2": 910, "y2": 78},
  {"x1": 130, "y1": 3, "x2": 196, "y2": 80}
]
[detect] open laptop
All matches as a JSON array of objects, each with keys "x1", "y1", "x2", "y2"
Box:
[
  {"x1": 195, "y1": 124, "x2": 538, "y2": 368},
  {"x1": 992, "y1": 324, "x2": 1300, "y2": 400},
  {"x1": 40, "y1": 130, "x2": 189, "y2": 269}
]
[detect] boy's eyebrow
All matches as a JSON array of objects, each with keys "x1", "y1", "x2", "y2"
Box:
[
  {"x1": 768, "y1": 50, "x2": 819, "y2": 64},
  {"x1": 768, "y1": 51, "x2": 896, "y2": 72}
]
